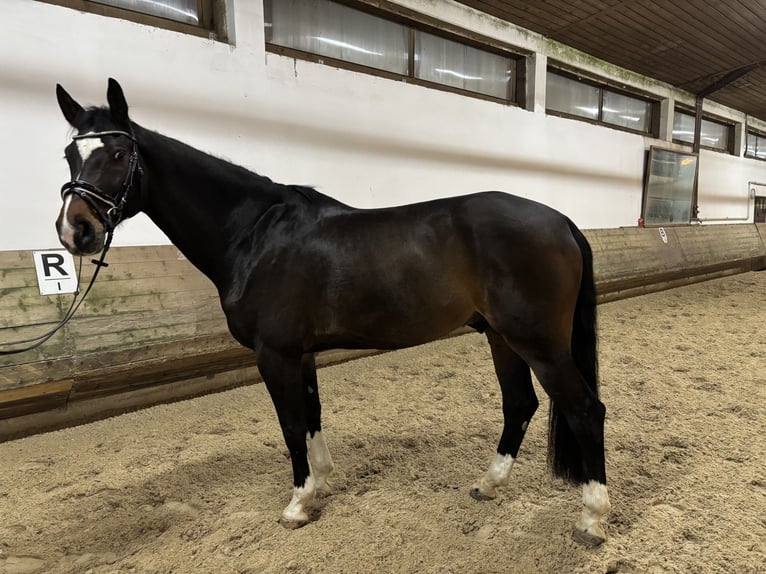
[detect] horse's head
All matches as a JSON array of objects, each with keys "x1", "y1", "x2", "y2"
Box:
[{"x1": 55, "y1": 78, "x2": 142, "y2": 255}]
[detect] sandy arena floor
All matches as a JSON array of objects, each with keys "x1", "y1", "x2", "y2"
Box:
[{"x1": 0, "y1": 272, "x2": 765, "y2": 574}]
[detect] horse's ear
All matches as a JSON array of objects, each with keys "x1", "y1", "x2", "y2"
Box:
[
  {"x1": 107, "y1": 78, "x2": 129, "y2": 124},
  {"x1": 56, "y1": 84, "x2": 84, "y2": 127}
]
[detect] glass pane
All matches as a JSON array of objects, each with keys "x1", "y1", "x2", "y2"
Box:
[
  {"x1": 602, "y1": 90, "x2": 652, "y2": 133},
  {"x1": 700, "y1": 118, "x2": 729, "y2": 151},
  {"x1": 644, "y1": 148, "x2": 697, "y2": 225},
  {"x1": 414, "y1": 31, "x2": 511, "y2": 99},
  {"x1": 747, "y1": 132, "x2": 757, "y2": 157},
  {"x1": 91, "y1": 0, "x2": 199, "y2": 24},
  {"x1": 264, "y1": 0, "x2": 408, "y2": 75},
  {"x1": 672, "y1": 110, "x2": 695, "y2": 144},
  {"x1": 546, "y1": 72, "x2": 600, "y2": 120},
  {"x1": 757, "y1": 135, "x2": 766, "y2": 160}
]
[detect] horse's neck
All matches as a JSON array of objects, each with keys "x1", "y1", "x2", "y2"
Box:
[{"x1": 135, "y1": 127, "x2": 282, "y2": 287}]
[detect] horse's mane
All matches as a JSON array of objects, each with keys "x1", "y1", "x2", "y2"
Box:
[{"x1": 286, "y1": 184, "x2": 333, "y2": 204}]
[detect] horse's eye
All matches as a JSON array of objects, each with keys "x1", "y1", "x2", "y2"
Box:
[{"x1": 114, "y1": 150, "x2": 126, "y2": 161}]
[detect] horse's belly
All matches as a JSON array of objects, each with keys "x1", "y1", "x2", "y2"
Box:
[{"x1": 312, "y1": 294, "x2": 474, "y2": 351}]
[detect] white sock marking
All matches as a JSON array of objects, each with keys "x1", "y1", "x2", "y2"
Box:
[
  {"x1": 307, "y1": 431, "x2": 334, "y2": 492},
  {"x1": 281, "y1": 472, "x2": 315, "y2": 524},
  {"x1": 486, "y1": 452, "x2": 514, "y2": 485},
  {"x1": 582, "y1": 481, "x2": 611, "y2": 514},
  {"x1": 473, "y1": 453, "x2": 515, "y2": 498},
  {"x1": 576, "y1": 480, "x2": 611, "y2": 540}
]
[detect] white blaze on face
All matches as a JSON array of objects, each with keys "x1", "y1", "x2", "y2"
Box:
[
  {"x1": 75, "y1": 133, "x2": 103, "y2": 163},
  {"x1": 60, "y1": 133, "x2": 103, "y2": 249},
  {"x1": 59, "y1": 194, "x2": 77, "y2": 248}
]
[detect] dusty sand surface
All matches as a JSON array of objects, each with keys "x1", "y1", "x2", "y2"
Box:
[{"x1": 1, "y1": 272, "x2": 765, "y2": 574}]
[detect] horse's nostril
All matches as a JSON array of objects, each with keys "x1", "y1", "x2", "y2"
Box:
[
  {"x1": 71, "y1": 218, "x2": 98, "y2": 252},
  {"x1": 77, "y1": 219, "x2": 94, "y2": 242}
]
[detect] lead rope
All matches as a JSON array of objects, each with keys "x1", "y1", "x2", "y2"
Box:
[{"x1": 0, "y1": 232, "x2": 114, "y2": 355}]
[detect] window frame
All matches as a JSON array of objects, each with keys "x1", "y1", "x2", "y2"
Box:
[
  {"x1": 641, "y1": 146, "x2": 699, "y2": 227},
  {"x1": 545, "y1": 67, "x2": 660, "y2": 137},
  {"x1": 745, "y1": 129, "x2": 766, "y2": 161},
  {"x1": 263, "y1": 0, "x2": 525, "y2": 106},
  {"x1": 672, "y1": 107, "x2": 735, "y2": 155},
  {"x1": 36, "y1": 0, "x2": 227, "y2": 42}
]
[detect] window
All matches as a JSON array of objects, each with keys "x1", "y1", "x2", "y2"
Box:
[
  {"x1": 37, "y1": 0, "x2": 226, "y2": 40},
  {"x1": 672, "y1": 109, "x2": 732, "y2": 153},
  {"x1": 414, "y1": 31, "x2": 511, "y2": 100},
  {"x1": 95, "y1": 0, "x2": 200, "y2": 24},
  {"x1": 746, "y1": 131, "x2": 766, "y2": 160},
  {"x1": 642, "y1": 147, "x2": 698, "y2": 226},
  {"x1": 266, "y1": 0, "x2": 408, "y2": 75},
  {"x1": 546, "y1": 70, "x2": 656, "y2": 135},
  {"x1": 546, "y1": 72, "x2": 600, "y2": 120},
  {"x1": 263, "y1": 0, "x2": 520, "y2": 103},
  {"x1": 602, "y1": 91, "x2": 654, "y2": 132}
]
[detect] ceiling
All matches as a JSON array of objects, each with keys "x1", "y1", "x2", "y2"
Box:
[{"x1": 455, "y1": 0, "x2": 766, "y2": 121}]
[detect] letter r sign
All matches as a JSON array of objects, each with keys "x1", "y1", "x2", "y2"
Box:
[{"x1": 33, "y1": 251, "x2": 79, "y2": 295}]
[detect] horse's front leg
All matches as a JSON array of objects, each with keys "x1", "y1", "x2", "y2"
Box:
[
  {"x1": 256, "y1": 345, "x2": 315, "y2": 529},
  {"x1": 302, "y1": 353, "x2": 335, "y2": 495}
]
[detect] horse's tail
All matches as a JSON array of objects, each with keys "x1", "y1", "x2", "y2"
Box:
[{"x1": 547, "y1": 218, "x2": 599, "y2": 484}]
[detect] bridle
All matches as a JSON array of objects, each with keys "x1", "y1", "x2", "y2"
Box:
[{"x1": 60, "y1": 129, "x2": 142, "y2": 232}]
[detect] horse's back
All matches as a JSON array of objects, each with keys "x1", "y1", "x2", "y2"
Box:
[
  {"x1": 450, "y1": 191, "x2": 576, "y2": 241},
  {"x1": 314, "y1": 191, "x2": 582, "y2": 340}
]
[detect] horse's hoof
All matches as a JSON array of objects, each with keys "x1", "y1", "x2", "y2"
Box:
[
  {"x1": 279, "y1": 517, "x2": 309, "y2": 530},
  {"x1": 469, "y1": 487, "x2": 495, "y2": 502},
  {"x1": 571, "y1": 526, "x2": 606, "y2": 548}
]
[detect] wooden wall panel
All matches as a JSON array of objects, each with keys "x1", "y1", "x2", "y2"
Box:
[
  {"x1": 0, "y1": 251, "x2": 72, "y2": 366},
  {"x1": 0, "y1": 246, "x2": 233, "y2": 398},
  {"x1": 586, "y1": 224, "x2": 766, "y2": 300}
]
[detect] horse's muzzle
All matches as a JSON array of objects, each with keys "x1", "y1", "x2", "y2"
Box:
[{"x1": 56, "y1": 215, "x2": 104, "y2": 255}]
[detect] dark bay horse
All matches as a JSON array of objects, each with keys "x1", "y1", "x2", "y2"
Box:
[{"x1": 54, "y1": 79, "x2": 610, "y2": 546}]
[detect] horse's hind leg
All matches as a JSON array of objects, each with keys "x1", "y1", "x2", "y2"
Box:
[
  {"x1": 302, "y1": 353, "x2": 335, "y2": 494},
  {"x1": 471, "y1": 328, "x2": 538, "y2": 500},
  {"x1": 527, "y1": 352, "x2": 610, "y2": 546}
]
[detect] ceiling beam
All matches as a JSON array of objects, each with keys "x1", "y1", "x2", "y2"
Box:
[{"x1": 697, "y1": 59, "x2": 766, "y2": 98}]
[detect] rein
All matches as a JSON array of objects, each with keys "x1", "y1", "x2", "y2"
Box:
[{"x1": 0, "y1": 130, "x2": 141, "y2": 355}]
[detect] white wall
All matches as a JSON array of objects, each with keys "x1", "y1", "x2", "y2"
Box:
[
  {"x1": 2, "y1": 0, "x2": 766, "y2": 251},
  {"x1": 697, "y1": 151, "x2": 763, "y2": 222}
]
